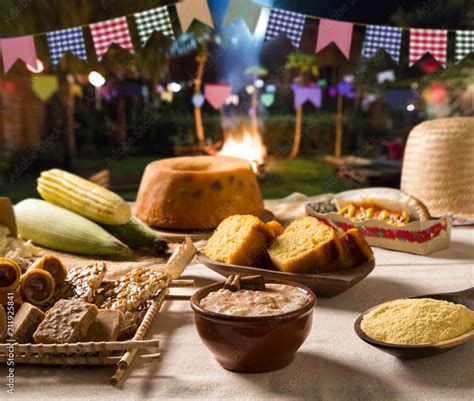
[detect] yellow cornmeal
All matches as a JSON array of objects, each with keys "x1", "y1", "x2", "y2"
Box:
[{"x1": 361, "y1": 298, "x2": 474, "y2": 345}]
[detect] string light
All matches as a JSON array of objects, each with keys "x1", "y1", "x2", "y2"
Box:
[{"x1": 88, "y1": 71, "x2": 105, "y2": 88}]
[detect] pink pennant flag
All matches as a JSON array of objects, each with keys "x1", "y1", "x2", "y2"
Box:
[
  {"x1": 1, "y1": 35, "x2": 37, "y2": 73},
  {"x1": 315, "y1": 19, "x2": 353, "y2": 59},
  {"x1": 204, "y1": 84, "x2": 232, "y2": 109},
  {"x1": 176, "y1": 0, "x2": 214, "y2": 33},
  {"x1": 90, "y1": 16, "x2": 134, "y2": 61},
  {"x1": 409, "y1": 29, "x2": 447, "y2": 67}
]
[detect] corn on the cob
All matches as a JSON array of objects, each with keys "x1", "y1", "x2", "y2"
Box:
[
  {"x1": 102, "y1": 217, "x2": 167, "y2": 254},
  {"x1": 37, "y1": 169, "x2": 131, "y2": 225},
  {"x1": 15, "y1": 199, "x2": 129, "y2": 256}
]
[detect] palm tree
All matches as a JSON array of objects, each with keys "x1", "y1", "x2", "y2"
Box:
[
  {"x1": 194, "y1": 49, "x2": 208, "y2": 144},
  {"x1": 244, "y1": 66, "x2": 268, "y2": 135},
  {"x1": 284, "y1": 53, "x2": 320, "y2": 159}
]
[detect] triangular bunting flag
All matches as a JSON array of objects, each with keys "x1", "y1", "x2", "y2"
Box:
[
  {"x1": 316, "y1": 19, "x2": 353, "y2": 59},
  {"x1": 135, "y1": 6, "x2": 175, "y2": 46},
  {"x1": 204, "y1": 84, "x2": 232, "y2": 109},
  {"x1": 409, "y1": 29, "x2": 447, "y2": 67},
  {"x1": 90, "y1": 16, "x2": 134, "y2": 61},
  {"x1": 455, "y1": 30, "x2": 474, "y2": 63},
  {"x1": 1, "y1": 35, "x2": 37, "y2": 73},
  {"x1": 362, "y1": 25, "x2": 402, "y2": 64},
  {"x1": 176, "y1": 0, "x2": 214, "y2": 33},
  {"x1": 264, "y1": 8, "x2": 305, "y2": 48},
  {"x1": 292, "y1": 86, "x2": 322, "y2": 109},
  {"x1": 223, "y1": 0, "x2": 264, "y2": 35},
  {"x1": 47, "y1": 27, "x2": 87, "y2": 68},
  {"x1": 31, "y1": 75, "x2": 59, "y2": 101}
]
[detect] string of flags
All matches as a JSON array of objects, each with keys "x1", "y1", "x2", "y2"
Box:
[{"x1": 0, "y1": 0, "x2": 472, "y2": 75}]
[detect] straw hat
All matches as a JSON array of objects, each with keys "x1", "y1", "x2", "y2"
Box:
[{"x1": 401, "y1": 117, "x2": 474, "y2": 219}]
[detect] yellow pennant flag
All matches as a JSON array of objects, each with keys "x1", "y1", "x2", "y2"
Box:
[
  {"x1": 176, "y1": 0, "x2": 214, "y2": 32},
  {"x1": 31, "y1": 75, "x2": 59, "y2": 101}
]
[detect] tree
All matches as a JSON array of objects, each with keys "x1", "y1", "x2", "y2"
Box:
[
  {"x1": 284, "y1": 53, "x2": 320, "y2": 159},
  {"x1": 244, "y1": 65, "x2": 268, "y2": 135},
  {"x1": 194, "y1": 49, "x2": 208, "y2": 144}
]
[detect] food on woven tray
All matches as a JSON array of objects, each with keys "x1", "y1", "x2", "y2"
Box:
[
  {"x1": 15, "y1": 199, "x2": 130, "y2": 256},
  {"x1": 11, "y1": 303, "x2": 46, "y2": 344},
  {"x1": 33, "y1": 299, "x2": 99, "y2": 344},
  {"x1": 135, "y1": 156, "x2": 265, "y2": 229},
  {"x1": 204, "y1": 215, "x2": 374, "y2": 274},
  {"x1": 0, "y1": 225, "x2": 40, "y2": 271},
  {"x1": 46, "y1": 262, "x2": 108, "y2": 307},
  {"x1": 333, "y1": 187, "x2": 431, "y2": 226},
  {"x1": 202, "y1": 215, "x2": 283, "y2": 266},
  {"x1": 20, "y1": 269, "x2": 56, "y2": 306},
  {"x1": 80, "y1": 309, "x2": 124, "y2": 342},
  {"x1": 98, "y1": 267, "x2": 171, "y2": 312},
  {"x1": 200, "y1": 275, "x2": 310, "y2": 317},
  {"x1": 37, "y1": 168, "x2": 131, "y2": 225},
  {"x1": 101, "y1": 216, "x2": 168, "y2": 255},
  {"x1": 361, "y1": 298, "x2": 474, "y2": 345},
  {"x1": 0, "y1": 258, "x2": 22, "y2": 294},
  {"x1": 28, "y1": 255, "x2": 67, "y2": 284}
]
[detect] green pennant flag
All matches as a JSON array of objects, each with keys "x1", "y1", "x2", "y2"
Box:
[
  {"x1": 223, "y1": 0, "x2": 263, "y2": 35},
  {"x1": 31, "y1": 75, "x2": 59, "y2": 101},
  {"x1": 260, "y1": 92, "x2": 275, "y2": 107}
]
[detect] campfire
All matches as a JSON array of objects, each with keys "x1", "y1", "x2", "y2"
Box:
[{"x1": 219, "y1": 130, "x2": 267, "y2": 176}]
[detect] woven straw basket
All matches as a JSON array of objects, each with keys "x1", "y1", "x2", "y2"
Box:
[{"x1": 401, "y1": 117, "x2": 474, "y2": 219}]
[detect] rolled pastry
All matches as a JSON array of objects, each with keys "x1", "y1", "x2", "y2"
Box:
[
  {"x1": 28, "y1": 255, "x2": 67, "y2": 284},
  {"x1": 0, "y1": 258, "x2": 22, "y2": 294},
  {"x1": 20, "y1": 269, "x2": 55, "y2": 306}
]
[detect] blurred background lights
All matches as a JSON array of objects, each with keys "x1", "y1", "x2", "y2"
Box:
[
  {"x1": 88, "y1": 71, "x2": 106, "y2": 87},
  {"x1": 254, "y1": 79, "x2": 264, "y2": 89},
  {"x1": 407, "y1": 104, "x2": 415, "y2": 111},
  {"x1": 168, "y1": 82, "x2": 182, "y2": 93},
  {"x1": 27, "y1": 59, "x2": 45, "y2": 73}
]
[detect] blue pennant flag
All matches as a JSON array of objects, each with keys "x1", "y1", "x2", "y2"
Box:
[
  {"x1": 362, "y1": 25, "x2": 402, "y2": 64},
  {"x1": 47, "y1": 27, "x2": 87, "y2": 67}
]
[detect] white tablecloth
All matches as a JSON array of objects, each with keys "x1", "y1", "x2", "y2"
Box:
[{"x1": 8, "y1": 228, "x2": 474, "y2": 401}]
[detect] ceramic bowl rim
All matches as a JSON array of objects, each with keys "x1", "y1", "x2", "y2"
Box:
[{"x1": 190, "y1": 278, "x2": 316, "y2": 325}]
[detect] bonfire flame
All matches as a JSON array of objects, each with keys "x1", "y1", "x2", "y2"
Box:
[{"x1": 219, "y1": 130, "x2": 267, "y2": 173}]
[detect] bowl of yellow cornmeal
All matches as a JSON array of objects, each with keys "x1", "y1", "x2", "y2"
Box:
[{"x1": 354, "y1": 293, "x2": 474, "y2": 359}]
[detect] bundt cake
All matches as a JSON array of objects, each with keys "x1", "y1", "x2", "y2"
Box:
[
  {"x1": 135, "y1": 156, "x2": 265, "y2": 229},
  {"x1": 202, "y1": 215, "x2": 282, "y2": 267}
]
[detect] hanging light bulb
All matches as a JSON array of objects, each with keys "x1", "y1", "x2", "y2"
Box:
[
  {"x1": 27, "y1": 59, "x2": 45, "y2": 73},
  {"x1": 88, "y1": 71, "x2": 106, "y2": 88}
]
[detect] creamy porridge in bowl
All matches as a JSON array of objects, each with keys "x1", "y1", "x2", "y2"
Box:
[
  {"x1": 199, "y1": 283, "x2": 310, "y2": 317},
  {"x1": 190, "y1": 277, "x2": 316, "y2": 373}
]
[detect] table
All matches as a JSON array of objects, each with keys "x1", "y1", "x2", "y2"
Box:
[{"x1": 9, "y1": 227, "x2": 474, "y2": 400}]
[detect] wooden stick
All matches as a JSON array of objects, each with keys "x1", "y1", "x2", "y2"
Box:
[
  {"x1": 0, "y1": 339, "x2": 160, "y2": 355},
  {"x1": 165, "y1": 294, "x2": 191, "y2": 301},
  {"x1": 170, "y1": 279, "x2": 195, "y2": 287},
  {"x1": 111, "y1": 288, "x2": 169, "y2": 385},
  {"x1": 0, "y1": 352, "x2": 162, "y2": 366}
]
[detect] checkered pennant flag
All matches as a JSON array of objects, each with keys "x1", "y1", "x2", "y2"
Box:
[
  {"x1": 264, "y1": 8, "x2": 305, "y2": 48},
  {"x1": 47, "y1": 27, "x2": 87, "y2": 67},
  {"x1": 362, "y1": 25, "x2": 402, "y2": 64},
  {"x1": 135, "y1": 5, "x2": 175, "y2": 46},
  {"x1": 409, "y1": 29, "x2": 447, "y2": 67},
  {"x1": 456, "y1": 30, "x2": 474, "y2": 63},
  {"x1": 90, "y1": 16, "x2": 134, "y2": 60}
]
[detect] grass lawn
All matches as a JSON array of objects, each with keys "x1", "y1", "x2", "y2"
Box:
[{"x1": 1, "y1": 157, "x2": 349, "y2": 203}]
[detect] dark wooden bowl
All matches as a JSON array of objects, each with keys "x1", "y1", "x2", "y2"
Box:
[
  {"x1": 190, "y1": 279, "x2": 316, "y2": 373},
  {"x1": 354, "y1": 287, "x2": 474, "y2": 359},
  {"x1": 196, "y1": 253, "x2": 375, "y2": 298}
]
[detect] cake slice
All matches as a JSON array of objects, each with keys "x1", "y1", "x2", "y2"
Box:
[
  {"x1": 12, "y1": 303, "x2": 46, "y2": 343},
  {"x1": 80, "y1": 309, "x2": 123, "y2": 342},
  {"x1": 268, "y1": 217, "x2": 345, "y2": 273},
  {"x1": 338, "y1": 228, "x2": 374, "y2": 269},
  {"x1": 33, "y1": 299, "x2": 98, "y2": 344},
  {"x1": 203, "y1": 215, "x2": 282, "y2": 266}
]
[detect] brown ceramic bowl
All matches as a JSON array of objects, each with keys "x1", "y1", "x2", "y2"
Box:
[{"x1": 190, "y1": 279, "x2": 316, "y2": 373}]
